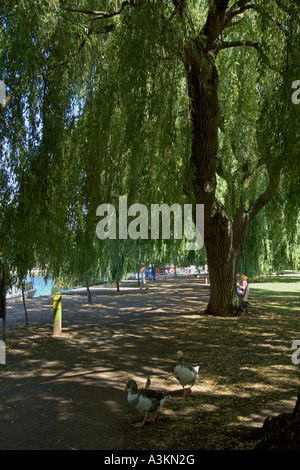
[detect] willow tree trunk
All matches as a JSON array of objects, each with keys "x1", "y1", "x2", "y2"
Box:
[
  {"x1": 84, "y1": 275, "x2": 92, "y2": 304},
  {"x1": 21, "y1": 280, "x2": 29, "y2": 327},
  {"x1": 185, "y1": 42, "x2": 246, "y2": 316}
]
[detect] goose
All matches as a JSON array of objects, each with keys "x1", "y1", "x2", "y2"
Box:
[
  {"x1": 174, "y1": 350, "x2": 200, "y2": 396},
  {"x1": 124, "y1": 378, "x2": 170, "y2": 427}
]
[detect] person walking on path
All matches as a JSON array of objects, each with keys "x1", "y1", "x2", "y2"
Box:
[
  {"x1": 140, "y1": 263, "x2": 148, "y2": 290},
  {"x1": 204, "y1": 263, "x2": 209, "y2": 285}
]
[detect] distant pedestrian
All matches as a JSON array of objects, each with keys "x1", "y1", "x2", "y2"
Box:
[
  {"x1": 204, "y1": 262, "x2": 209, "y2": 285},
  {"x1": 140, "y1": 263, "x2": 148, "y2": 290}
]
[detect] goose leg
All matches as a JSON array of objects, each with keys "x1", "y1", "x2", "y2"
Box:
[
  {"x1": 146, "y1": 413, "x2": 155, "y2": 422},
  {"x1": 135, "y1": 413, "x2": 148, "y2": 427}
]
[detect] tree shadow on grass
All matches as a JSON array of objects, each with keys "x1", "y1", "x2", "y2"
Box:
[{"x1": 251, "y1": 274, "x2": 300, "y2": 284}]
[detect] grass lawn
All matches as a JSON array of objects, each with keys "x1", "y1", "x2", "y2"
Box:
[{"x1": 135, "y1": 274, "x2": 300, "y2": 450}]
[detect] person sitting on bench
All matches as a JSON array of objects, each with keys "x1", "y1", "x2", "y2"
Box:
[{"x1": 237, "y1": 274, "x2": 248, "y2": 295}]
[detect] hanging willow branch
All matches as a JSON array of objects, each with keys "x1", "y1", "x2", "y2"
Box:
[{"x1": 60, "y1": 0, "x2": 143, "y2": 18}]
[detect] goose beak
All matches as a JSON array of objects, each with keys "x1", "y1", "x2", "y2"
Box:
[{"x1": 124, "y1": 385, "x2": 129, "y2": 391}]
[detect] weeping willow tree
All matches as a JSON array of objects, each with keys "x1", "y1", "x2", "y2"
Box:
[{"x1": 0, "y1": 0, "x2": 299, "y2": 317}]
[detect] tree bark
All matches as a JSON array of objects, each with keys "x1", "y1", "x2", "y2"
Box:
[
  {"x1": 244, "y1": 391, "x2": 300, "y2": 450},
  {"x1": 184, "y1": 34, "x2": 255, "y2": 316},
  {"x1": 184, "y1": 42, "x2": 243, "y2": 315},
  {"x1": 85, "y1": 274, "x2": 92, "y2": 304},
  {"x1": 21, "y1": 280, "x2": 29, "y2": 327}
]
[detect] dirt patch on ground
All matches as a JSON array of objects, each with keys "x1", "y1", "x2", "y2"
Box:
[{"x1": 0, "y1": 277, "x2": 299, "y2": 450}]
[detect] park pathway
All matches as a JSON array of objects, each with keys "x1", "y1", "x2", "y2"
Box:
[
  {"x1": 1, "y1": 276, "x2": 298, "y2": 450},
  {"x1": 0, "y1": 277, "x2": 207, "y2": 450}
]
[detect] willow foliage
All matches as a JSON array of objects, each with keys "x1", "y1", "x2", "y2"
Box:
[{"x1": 0, "y1": 0, "x2": 299, "y2": 283}]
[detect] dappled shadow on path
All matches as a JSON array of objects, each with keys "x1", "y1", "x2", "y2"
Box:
[
  {"x1": 1, "y1": 276, "x2": 299, "y2": 449},
  {"x1": 1, "y1": 278, "x2": 207, "y2": 449}
]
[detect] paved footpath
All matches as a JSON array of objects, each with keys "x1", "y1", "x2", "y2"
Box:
[
  {"x1": 0, "y1": 278, "x2": 206, "y2": 450},
  {"x1": 1, "y1": 278, "x2": 297, "y2": 450}
]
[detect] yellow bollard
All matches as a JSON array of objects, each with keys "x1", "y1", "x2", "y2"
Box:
[{"x1": 53, "y1": 295, "x2": 62, "y2": 336}]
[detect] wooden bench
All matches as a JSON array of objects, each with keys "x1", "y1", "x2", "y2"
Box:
[{"x1": 239, "y1": 284, "x2": 250, "y2": 310}]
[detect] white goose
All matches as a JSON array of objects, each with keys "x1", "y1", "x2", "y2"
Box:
[
  {"x1": 174, "y1": 351, "x2": 200, "y2": 396},
  {"x1": 124, "y1": 378, "x2": 170, "y2": 427}
]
